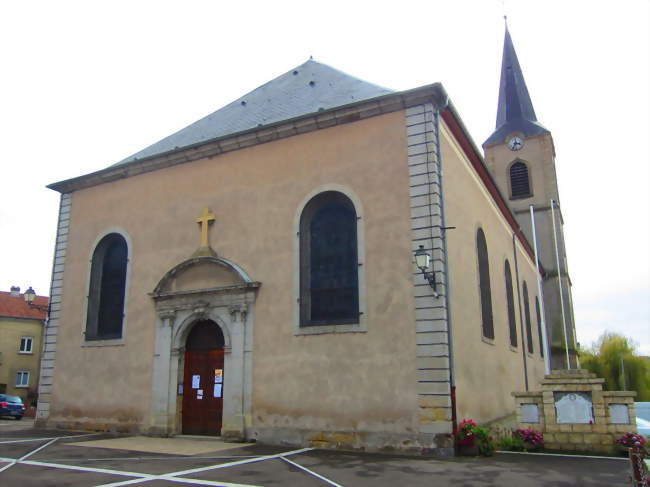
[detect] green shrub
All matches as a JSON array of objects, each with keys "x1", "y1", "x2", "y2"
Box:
[{"x1": 498, "y1": 436, "x2": 525, "y2": 451}]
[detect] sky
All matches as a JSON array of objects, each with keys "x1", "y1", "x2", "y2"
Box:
[{"x1": 1, "y1": 1, "x2": 648, "y2": 355}]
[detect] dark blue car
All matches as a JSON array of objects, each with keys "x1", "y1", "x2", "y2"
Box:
[{"x1": 0, "y1": 394, "x2": 26, "y2": 420}]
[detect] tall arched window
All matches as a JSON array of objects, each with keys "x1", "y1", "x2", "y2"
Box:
[
  {"x1": 86, "y1": 233, "x2": 128, "y2": 340},
  {"x1": 476, "y1": 229, "x2": 494, "y2": 339},
  {"x1": 504, "y1": 260, "x2": 517, "y2": 347},
  {"x1": 299, "y1": 191, "x2": 359, "y2": 326},
  {"x1": 535, "y1": 296, "x2": 544, "y2": 357},
  {"x1": 510, "y1": 161, "x2": 531, "y2": 199},
  {"x1": 522, "y1": 281, "x2": 533, "y2": 354}
]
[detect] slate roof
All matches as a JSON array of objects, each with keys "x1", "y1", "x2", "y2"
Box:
[
  {"x1": 0, "y1": 291, "x2": 48, "y2": 320},
  {"x1": 484, "y1": 27, "x2": 549, "y2": 146},
  {"x1": 116, "y1": 59, "x2": 394, "y2": 166}
]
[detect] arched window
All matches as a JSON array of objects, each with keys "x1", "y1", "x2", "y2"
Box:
[
  {"x1": 504, "y1": 260, "x2": 517, "y2": 347},
  {"x1": 510, "y1": 161, "x2": 531, "y2": 199},
  {"x1": 299, "y1": 191, "x2": 359, "y2": 326},
  {"x1": 522, "y1": 281, "x2": 533, "y2": 354},
  {"x1": 476, "y1": 229, "x2": 494, "y2": 339},
  {"x1": 86, "y1": 233, "x2": 128, "y2": 340},
  {"x1": 535, "y1": 297, "x2": 544, "y2": 357}
]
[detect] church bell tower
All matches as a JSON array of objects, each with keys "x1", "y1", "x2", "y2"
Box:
[{"x1": 483, "y1": 26, "x2": 578, "y2": 369}]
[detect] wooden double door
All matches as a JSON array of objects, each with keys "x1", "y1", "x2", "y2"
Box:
[{"x1": 182, "y1": 320, "x2": 225, "y2": 435}]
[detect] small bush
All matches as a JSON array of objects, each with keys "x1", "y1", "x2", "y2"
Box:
[
  {"x1": 498, "y1": 436, "x2": 525, "y2": 451},
  {"x1": 514, "y1": 429, "x2": 544, "y2": 450}
]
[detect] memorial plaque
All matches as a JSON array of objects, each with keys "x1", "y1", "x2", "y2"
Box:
[
  {"x1": 554, "y1": 392, "x2": 594, "y2": 424},
  {"x1": 521, "y1": 403, "x2": 540, "y2": 423},
  {"x1": 609, "y1": 404, "x2": 630, "y2": 424}
]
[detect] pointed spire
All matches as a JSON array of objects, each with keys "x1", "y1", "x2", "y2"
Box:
[{"x1": 484, "y1": 25, "x2": 549, "y2": 146}]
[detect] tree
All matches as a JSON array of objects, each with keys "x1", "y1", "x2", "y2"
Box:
[{"x1": 579, "y1": 332, "x2": 650, "y2": 401}]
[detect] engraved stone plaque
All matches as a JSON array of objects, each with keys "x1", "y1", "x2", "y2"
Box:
[
  {"x1": 554, "y1": 392, "x2": 594, "y2": 424},
  {"x1": 521, "y1": 403, "x2": 540, "y2": 423},
  {"x1": 609, "y1": 404, "x2": 630, "y2": 424}
]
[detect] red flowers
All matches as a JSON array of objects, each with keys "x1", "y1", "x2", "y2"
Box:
[
  {"x1": 515, "y1": 428, "x2": 544, "y2": 447},
  {"x1": 616, "y1": 432, "x2": 646, "y2": 448}
]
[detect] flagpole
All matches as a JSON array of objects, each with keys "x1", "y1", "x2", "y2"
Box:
[{"x1": 530, "y1": 205, "x2": 550, "y2": 374}]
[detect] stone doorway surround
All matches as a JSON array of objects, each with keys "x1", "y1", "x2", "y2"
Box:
[{"x1": 149, "y1": 256, "x2": 260, "y2": 440}]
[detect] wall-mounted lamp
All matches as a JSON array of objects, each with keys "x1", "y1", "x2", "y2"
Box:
[{"x1": 414, "y1": 245, "x2": 438, "y2": 297}]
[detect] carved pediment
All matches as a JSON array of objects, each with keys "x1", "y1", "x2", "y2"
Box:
[{"x1": 153, "y1": 256, "x2": 257, "y2": 296}]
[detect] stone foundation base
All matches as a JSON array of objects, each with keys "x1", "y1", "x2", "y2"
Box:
[{"x1": 254, "y1": 427, "x2": 454, "y2": 456}]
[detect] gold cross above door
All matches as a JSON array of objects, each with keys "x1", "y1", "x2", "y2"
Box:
[{"x1": 196, "y1": 207, "x2": 216, "y2": 249}]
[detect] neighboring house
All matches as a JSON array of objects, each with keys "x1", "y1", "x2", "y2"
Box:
[
  {"x1": 0, "y1": 286, "x2": 48, "y2": 405},
  {"x1": 36, "y1": 27, "x2": 575, "y2": 454}
]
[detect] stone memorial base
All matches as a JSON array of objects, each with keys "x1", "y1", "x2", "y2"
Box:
[{"x1": 513, "y1": 369, "x2": 637, "y2": 455}]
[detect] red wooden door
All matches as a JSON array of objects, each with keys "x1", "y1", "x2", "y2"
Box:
[{"x1": 182, "y1": 349, "x2": 224, "y2": 435}]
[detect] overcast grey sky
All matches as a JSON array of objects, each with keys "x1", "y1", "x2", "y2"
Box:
[{"x1": 1, "y1": 1, "x2": 648, "y2": 354}]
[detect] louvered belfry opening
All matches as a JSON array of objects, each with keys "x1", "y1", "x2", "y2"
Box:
[{"x1": 510, "y1": 161, "x2": 531, "y2": 198}]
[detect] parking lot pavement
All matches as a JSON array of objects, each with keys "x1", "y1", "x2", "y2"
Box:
[{"x1": 0, "y1": 426, "x2": 631, "y2": 486}]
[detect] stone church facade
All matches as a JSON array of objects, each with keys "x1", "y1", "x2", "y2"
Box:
[{"x1": 37, "y1": 29, "x2": 573, "y2": 454}]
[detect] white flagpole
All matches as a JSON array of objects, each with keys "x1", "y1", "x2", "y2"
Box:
[
  {"x1": 530, "y1": 205, "x2": 551, "y2": 374},
  {"x1": 551, "y1": 199, "x2": 571, "y2": 369}
]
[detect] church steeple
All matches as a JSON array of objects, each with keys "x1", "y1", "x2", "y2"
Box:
[{"x1": 484, "y1": 26, "x2": 549, "y2": 147}]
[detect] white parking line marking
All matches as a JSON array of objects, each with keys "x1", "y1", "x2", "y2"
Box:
[
  {"x1": 0, "y1": 433, "x2": 98, "y2": 444},
  {"x1": 10, "y1": 458, "x2": 259, "y2": 487},
  {"x1": 0, "y1": 437, "x2": 58, "y2": 473},
  {"x1": 281, "y1": 456, "x2": 345, "y2": 487},
  {"x1": 91, "y1": 447, "x2": 313, "y2": 487}
]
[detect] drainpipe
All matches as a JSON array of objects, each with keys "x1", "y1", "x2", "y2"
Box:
[
  {"x1": 512, "y1": 233, "x2": 529, "y2": 391},
  {"x1": 432, "y1": 108, "x2": 457, "y2": 438}
]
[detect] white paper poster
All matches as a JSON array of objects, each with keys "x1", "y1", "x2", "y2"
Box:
[
  {"x1": 192, "y1": 375, "x2": 200, "y2": 389},
  {"x1": 214, "y1": 384, "x2": 222, "y2": 398},
  {"x1": 214, "y1": 369, "x2": 223, "y2": 384}
]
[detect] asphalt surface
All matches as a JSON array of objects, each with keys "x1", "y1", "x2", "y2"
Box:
[{"x1": 0, "y1": 418, "x2": 630, "y2": 486}]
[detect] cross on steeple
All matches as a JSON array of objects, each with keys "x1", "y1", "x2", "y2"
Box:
[{"x1": 196, "y1": 207, "x2": 216, "y2": 250}]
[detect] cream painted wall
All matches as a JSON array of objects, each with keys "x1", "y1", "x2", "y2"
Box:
[
  {"x1": 50, "y1": 111, "x2": 420, "y2": 434},
  {"x1": 0, "y1": 317, "x2": 43, "y2": 403},
  {"x1": 440, "y1": 122, "x2": 546, "y2": 423}
]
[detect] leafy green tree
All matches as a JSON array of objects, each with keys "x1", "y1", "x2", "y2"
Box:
[{"x1": 579, "y1": 332, "x2": 650, "y2": 401}]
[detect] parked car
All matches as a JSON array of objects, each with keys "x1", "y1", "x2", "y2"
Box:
[{"x1": 0, "y1": 394, "x2": 26, "y2": 420}]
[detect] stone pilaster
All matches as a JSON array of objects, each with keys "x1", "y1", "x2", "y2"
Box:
[
  {"x1": 36, "y1": 192, "x2": 72, "y2": 425},
  {"x1": 406, "y1": 104, "x2": 453, "y2": 453}
]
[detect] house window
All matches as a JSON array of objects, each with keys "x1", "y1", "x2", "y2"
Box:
[
  {"x1": 504, "y1": 260, "x2": 517, "y2": 347},
  {"x1": 15, "y1": 371, "x2": 29, "y2": 387},
  {"x1": 19, "y1": 337, "x2": 33, "y2": 354},
  {"x1": 299, "y1": 191, "x2": 359, "y2": 326},
  {"x1": 86, "y1": 233, "x2": 128, "y2": 340},
  {"x1": 476, "y1": 228, "x2": 494, "y2": 339},
  {"x1": 535, "y1": 296, "x2": 544, "y2": 357},
  {"x1": 523, "y1": 281, "x2": 534, "y2": 354},
  {"x1": 510, "y1": 161, "x2": 531, "y2": 199}
]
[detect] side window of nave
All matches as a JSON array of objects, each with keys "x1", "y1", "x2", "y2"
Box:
[
  {"x1": 86, "y1": 233, "x2": 128, "y2": 340},
  {"x1": 299, "y1": 191, "x2": 359, "y2": 326}
]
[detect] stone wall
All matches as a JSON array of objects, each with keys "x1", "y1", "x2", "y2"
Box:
[{"x1": 513, "y1": 369, "x2": 637, "y2": 454}]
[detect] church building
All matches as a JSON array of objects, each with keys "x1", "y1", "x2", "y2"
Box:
[{"x1": 36, "y1": 28, "x2": 574, "y2": 455}]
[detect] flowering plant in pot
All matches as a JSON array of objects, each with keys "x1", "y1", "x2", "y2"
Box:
[
  {"x1": 457, "y1": 419, "x2": 495, "y2": 456},
  {"x1": 514, "y1": 429, "x2": 544, "y2": 451},
  {"x1": 615, "y1": 432, "x2": 646, "y2": 456}
]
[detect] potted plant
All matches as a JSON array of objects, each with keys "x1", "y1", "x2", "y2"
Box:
[
  {"x1": 514, "y1": 428, "x2": 544, "y2": 451},
  {"x1": 457, "y1": 419, "x2": 495, "y2": 456},
  {"x1": 615, "y1": 432, "x2": 646, "y2": 457}
]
